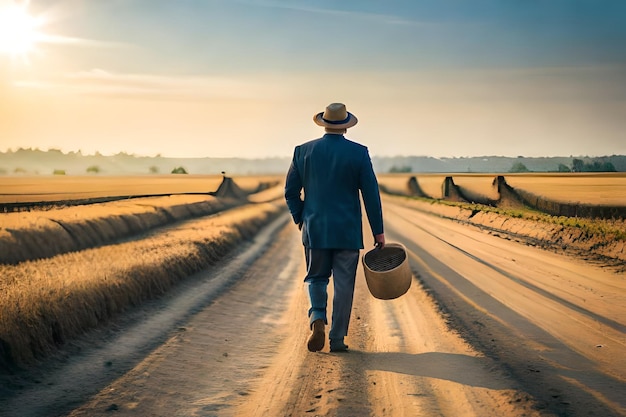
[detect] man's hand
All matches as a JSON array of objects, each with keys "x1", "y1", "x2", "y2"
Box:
[{"x1": 374, "y1": 233, "x2": 385, "y2": 249}]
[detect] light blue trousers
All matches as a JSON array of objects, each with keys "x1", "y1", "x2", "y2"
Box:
[{"x1": 304, "y1": 248, "x2": 360, "y2": 341}]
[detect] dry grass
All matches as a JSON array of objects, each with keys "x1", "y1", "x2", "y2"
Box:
[
  {"x1": 433, "y1": 197, "x2": 626, "y2": 241},
  {"x1": 0, "y1": 195, "x2": 239, "y2": 264},
  {"x1": 0, "y1": 201, "x2": 284, "y2": 367},
  {"x1": 232, "y1": 175, "x2": 283, "y2": 194},
  {"x1": 247, "y1": 183, "x2": 285, "y2": 203}
]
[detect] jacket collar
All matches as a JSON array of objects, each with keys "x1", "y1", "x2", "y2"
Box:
[{"x1": 323, "y1": 133, "x2": 344, "y2": 139}]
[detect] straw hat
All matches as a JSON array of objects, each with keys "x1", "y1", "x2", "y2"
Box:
[
  {"x1": 313, "y1": 103, "x2": 358, "y2": 129},
  {"x1": 362, "y1": 243, "x2": 412, "y2": 300}
]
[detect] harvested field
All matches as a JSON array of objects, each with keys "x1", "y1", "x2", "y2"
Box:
[
  {"x1": 379, "y1": 174, "x2": 626, "y2": 263},
  {"x1": 0, "y1": 174, "x2": 282, "y2": 204},
  {"x1": 0, "y1": 176, "x2": 286, "y2": 367},
  {"x1": 0, "y1": 199, "x2": 284, "y2": 366},
  {"x1": 0, "y1": 175, "x2": 222, "y2": 203},
  {"x1": 0, "y1": 175, "x2": 284, "y2": 265},
  {"x1": 378, "y1": 174, "x2": 447, "y2": 199},
  {"x1": 379, "y1": 173, "x2": 626, "y2": 219},
  {"x1": 505, "y1": 173, "x2": 626, "y2": 206},
  {"x1": 0, "y1": 195, "x2": 239, "y2": 264},
  {"x1": 452, "y1": 175, "x2": 500, "y2": 202}
]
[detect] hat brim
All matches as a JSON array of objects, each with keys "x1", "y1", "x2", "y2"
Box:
[{"x1": 313, "y1": 112, "x2": 358, "y2": 129}]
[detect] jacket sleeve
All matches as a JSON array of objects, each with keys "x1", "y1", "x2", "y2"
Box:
[
  {"x1": 284, "y1": 147, "x2": 304, "y2": 225},
  {"x1": 359, "y1": 148, "x2": 384, "y2": 236}
]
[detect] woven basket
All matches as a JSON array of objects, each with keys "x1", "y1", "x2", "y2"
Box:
[{"x1": 362, "y1": 243, "x2": 411, "y2": 300}]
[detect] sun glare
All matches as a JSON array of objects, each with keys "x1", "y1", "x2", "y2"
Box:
[{"x1": 0, "y1": 2, "x2": 45, "y2": 59}]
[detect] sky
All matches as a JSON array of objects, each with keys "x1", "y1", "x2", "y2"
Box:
[{"x1": 0, "y1": 0, "x2": 625, "y2": 158}]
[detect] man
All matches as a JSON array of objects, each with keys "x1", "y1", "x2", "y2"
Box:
[{"x1": 284, "y1": 103, "x2": 385, "y2": 353}]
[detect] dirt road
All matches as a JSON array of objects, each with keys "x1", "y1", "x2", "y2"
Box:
[{"x1": 2, "y1": 196, "x2": 625, "y2": 416}]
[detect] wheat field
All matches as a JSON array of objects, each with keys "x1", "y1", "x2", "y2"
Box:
[
  {"x1": 378, "y1": 173, "x2": 626, "y2": 206},
  {"x1": 0, "y1": 177, "x2": 284, "y2": 366}
]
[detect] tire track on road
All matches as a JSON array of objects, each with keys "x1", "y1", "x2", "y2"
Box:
[
  {"x1": 384, "y1": 201, "x2": 626, "y2": 416},
  {"x1": 388, "y1": 204, "x2": 626, "y2": 335}
]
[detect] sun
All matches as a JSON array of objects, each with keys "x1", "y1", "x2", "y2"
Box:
[{"x1": 0, "y1": 1, "x2": 46, "y2": 60}]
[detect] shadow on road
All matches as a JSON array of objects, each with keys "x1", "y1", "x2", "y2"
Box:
[
  {"x1": 386, "y1": 220, "x2": 626, "y2": 417},
  {"x1": 362, "y1": 351, "x2": 511, "y2": 390}
]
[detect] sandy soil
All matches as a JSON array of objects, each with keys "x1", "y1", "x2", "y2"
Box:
[{"x1": 1, "y1": 197, "x2": 625, "y2": 416}]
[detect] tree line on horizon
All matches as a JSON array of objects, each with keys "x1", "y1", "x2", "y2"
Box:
[
  {"x1": 508, "y1": 158, "x2": 617, "y2": 173},
  {"x1": 390, "y1": 157, "x2": 619, "y2": 174},
  {"x1": 1, "y1": 148, "x2": 625, "y2": 175}
]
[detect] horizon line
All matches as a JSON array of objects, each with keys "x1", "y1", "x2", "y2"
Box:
[{"x1": 1, "y1": 148, "x2": 624, "y2": 160}]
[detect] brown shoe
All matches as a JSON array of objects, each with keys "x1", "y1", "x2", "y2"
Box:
[{"x1": 307, "y1": 319, "x2": 325, "y2": 352}]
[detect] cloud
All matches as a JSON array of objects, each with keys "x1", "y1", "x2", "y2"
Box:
[
  {"x1": 39, "y1": 34, "x2": 129, "y2": 48},
  {"x1": 235, "y1": 0, "x2": 430, "y2": 26},
  {"x1": 14, "y1": 69, "x2": 280, "y2": 100},
  {"x1": 13, "y1": 63, "x2": 625, "y2": 109}
]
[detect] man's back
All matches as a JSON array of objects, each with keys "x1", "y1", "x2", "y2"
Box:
[{"x1": 285, "y1": 133, "x2": 383, "y2": 249}]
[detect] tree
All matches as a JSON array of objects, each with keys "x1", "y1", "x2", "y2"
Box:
[
  {"x1": 171, "y1": 166, "x2": 188, "y2": 174},
  {"x1": 588, "y1": 160, "x2": 616, "y2": 172},
  {"x1": 509, "y1": 162, "x2": 530, "y2": 173},
  {"x1": 572, "y1": 158, "x2": 616, "y2": 172},
  {"x1": 149, "y1": 166, "x2": 159, "y2": 174},
  {"x1": 86, "y1": 165, "x2": 101, "y2": 174},
  {"x1": 557, "y1": 163, "x2": 571, "y2": 172},
  {"x1": 388, "y1": 165, "x2": 412, "y2": 173},
  {"x1": 572, "y1": 158, "x2": 584, "y2": 172},
  {"x1": 603, "y1": 162, "x2": 617, "y2": 172}
]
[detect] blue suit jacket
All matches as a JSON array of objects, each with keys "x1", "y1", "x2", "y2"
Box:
[{"x1": 284, "y1": 133, "x2": 384, "y2": 249}]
